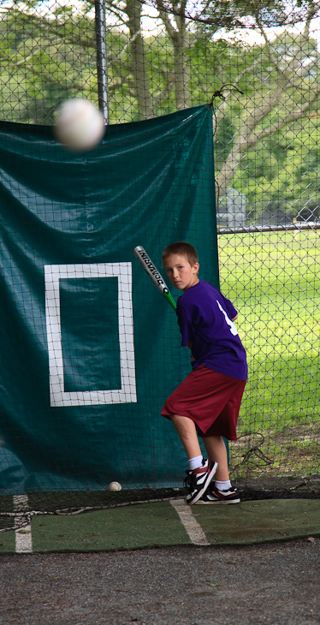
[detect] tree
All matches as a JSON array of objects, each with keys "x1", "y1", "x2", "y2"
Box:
[
  {"x1": 0, "y1": 2, "x2": 99, "y2": 123},
  {"x1": 142, "y1": 0, "x2": 320, "y2": 215},
  {"x1": 155, "y1": 0, "x2": 191, "y2": 109},
  {"x1": 125, "y1": 0, "x2": 154, "y2": 118},
  {"x1": 1, "y1": 0, "x2": 320, "y2": 220},
  {"x1": 213, "y1": 26, "x2": 320, "y2": 198}
]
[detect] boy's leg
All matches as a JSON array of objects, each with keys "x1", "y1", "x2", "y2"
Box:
[
  {"x1": 170, "y1": 414, "x2": 202, "y2": 459},
  {"x1": 170, "y1": 414, "x2": 217, "y2": 504},
  {"x1": 202, "y1": 435, "x2": 229, "y2": 481},
  {"x1": 200, "y1": 434, "x2": 240, "y2": 504}
]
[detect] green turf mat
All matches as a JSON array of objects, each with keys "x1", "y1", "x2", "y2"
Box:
[
  {"x1": 193, "y1": 499, "x2": 320, "y2": 545},
  {"x1": 32, "y1": 502, "x2": 191, "y2": 552},
  {"x1": 0, "y1": 524, "x2": 15, "y2": 553},
  {"x1": 2, "y1": 499, "x2": 320, "y2": 554}
]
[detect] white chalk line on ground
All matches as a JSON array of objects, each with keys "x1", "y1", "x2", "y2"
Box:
[
  {"x1": 170, "y1": 498, "x2": 210, "y2": 546},
  {"x1": 13, "y1": 495, "x2": 33, "y2": 553}
]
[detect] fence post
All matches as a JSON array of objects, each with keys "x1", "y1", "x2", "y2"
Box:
[{"x1": 95, "y1": 0, "x2": 109, "y2": 124}]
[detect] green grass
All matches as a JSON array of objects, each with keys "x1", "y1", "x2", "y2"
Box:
[{"x1": 218, "y1": 229, "x2": 320, "y2": 476}]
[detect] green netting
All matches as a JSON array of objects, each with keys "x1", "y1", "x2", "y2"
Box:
[
  {"x1": 0, "y1": 104, "x2": 218, "y2": 494},
  {"x1": 0, "y1": 1, "x2": 319, "y2": 505}
]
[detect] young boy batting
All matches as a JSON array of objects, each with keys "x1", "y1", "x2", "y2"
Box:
[{"x1": 161, "y1": 242, "x2": 247, "y2": 504}]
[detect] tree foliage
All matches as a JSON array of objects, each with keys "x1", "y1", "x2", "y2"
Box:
[{"x1": 0, "y1": 0, "x2": 320, "y2": 219}]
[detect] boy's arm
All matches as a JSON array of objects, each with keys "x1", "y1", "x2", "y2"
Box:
[
  {"x1": 222, "y1": 294, "x2": 238, "y2": 322},
  {"x1": 177, "y1": 299, "x2": 195, "y2": 348}
]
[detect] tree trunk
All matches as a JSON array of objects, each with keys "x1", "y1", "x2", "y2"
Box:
[
  {"x1": 172, "y1": 25, "x2": 191, "y2": 110},
  {"x1": 216, "y1": 84, "x2": 294, "y2": 196},
  {"x1": 125, "y1": 0, "x2": 153, "y2": 119},
  {"x1": 157, "y1": 2, "x2": 191, "y2": 110}
]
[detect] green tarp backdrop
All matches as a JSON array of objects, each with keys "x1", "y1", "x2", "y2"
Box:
[{"x1": 0, "y1": 105, "x2": 218, "y2": 494}]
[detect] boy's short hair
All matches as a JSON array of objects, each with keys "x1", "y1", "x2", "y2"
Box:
[{"x1": 162, "y1": 242, "x2": 199, "y2": 267}]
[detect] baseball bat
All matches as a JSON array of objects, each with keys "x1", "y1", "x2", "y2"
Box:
[{"x1": 133, "y1": 245, "x2": 177, "y2": 310}]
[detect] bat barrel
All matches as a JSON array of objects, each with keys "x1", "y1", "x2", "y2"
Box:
[{"x1": 133, "y1": 246, "x2": 168, "y2": 295}]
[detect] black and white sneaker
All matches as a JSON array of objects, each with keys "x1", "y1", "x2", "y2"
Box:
[
  {"x1": 196, "y1": 483, "x2": 240, "y2": 504},
  {"x1": 184, "y1": 459, "x2": 218, "y2": 505}
]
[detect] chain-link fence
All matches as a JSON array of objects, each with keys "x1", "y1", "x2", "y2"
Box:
[{"x1": 0, "y1": 0, "x2": 319, "y2": 485}]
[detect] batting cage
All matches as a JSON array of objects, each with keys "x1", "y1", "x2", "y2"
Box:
[
  {"x1": 0, "y1": 0, "x2": 319, "y2": 529},
  {"x1": 0, "y1": 104, "x2": 218, "y2": 494}
]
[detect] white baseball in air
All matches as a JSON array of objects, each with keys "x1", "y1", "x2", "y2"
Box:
[
  {"x1": 54, "y1": 98, "x2": 105, "y2": 151},
  {"x1": 108, "y1": 481, "x2": 122, "y2": 492}
]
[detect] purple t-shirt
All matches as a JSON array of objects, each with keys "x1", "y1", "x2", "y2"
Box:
[{"x1": 176, "y1": 280, "x2": 248, "y2": 380}]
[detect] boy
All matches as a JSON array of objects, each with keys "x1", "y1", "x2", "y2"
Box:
[{"x1": 161, "y1": 242, "x2": 247, "y2": 505}]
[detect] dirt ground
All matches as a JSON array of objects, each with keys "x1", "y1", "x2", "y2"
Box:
[{"x1": 0, "y1": 538, "x2": 319, "y2": 625}]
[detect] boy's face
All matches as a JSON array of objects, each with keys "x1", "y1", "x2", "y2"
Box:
[{"x1": 164, "y1": 253, "x2": 199, "y2": 292}]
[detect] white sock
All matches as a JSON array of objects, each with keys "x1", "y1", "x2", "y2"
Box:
[
  {"x1": 188, "y1": 455, "x2": 203, "y2": 471},
  {"x1": 215, "y1": 480, "x2": 231, "y2": 491}
]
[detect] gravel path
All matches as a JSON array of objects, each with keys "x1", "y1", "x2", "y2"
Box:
[{"x1": 1, "y1": 538, "x2": 319, "y2": 624}]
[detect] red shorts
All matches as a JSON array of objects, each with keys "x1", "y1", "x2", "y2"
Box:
[{"x1": 161, "y1": 365, "x2": 246, "y2": 441}]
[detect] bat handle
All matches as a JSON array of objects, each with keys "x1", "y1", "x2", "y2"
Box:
[{"x1": 163, "y1": 291, "x2": 177, "y2": 310}]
